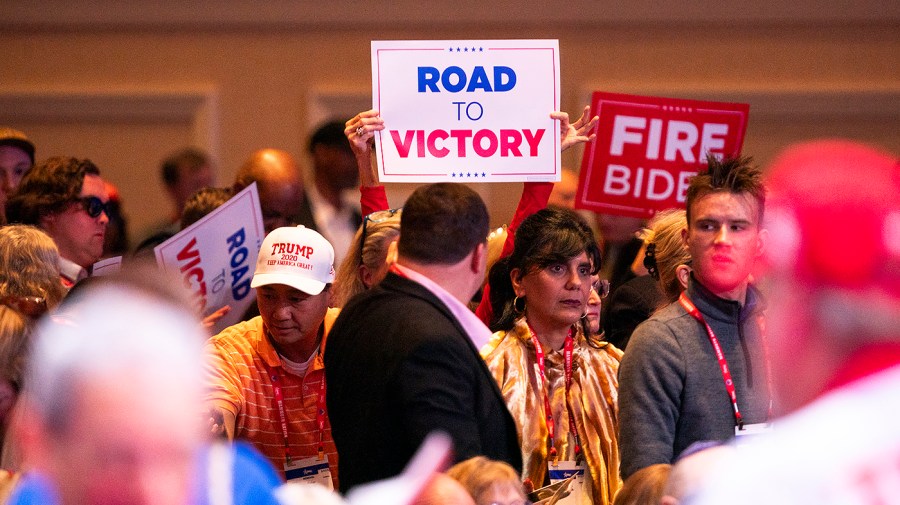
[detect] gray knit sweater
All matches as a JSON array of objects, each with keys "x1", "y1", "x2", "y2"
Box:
[{"x1": 617, "y1": 277, "x2": 770, "y2": 479}]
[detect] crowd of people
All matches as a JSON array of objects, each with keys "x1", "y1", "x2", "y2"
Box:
[{"x1": 0, "y1": 107, "x2": 896, "y2": 505}]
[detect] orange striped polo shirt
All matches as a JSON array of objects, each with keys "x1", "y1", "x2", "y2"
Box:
[{"x1": 204, "y1": 311, "x2": 339, "y2": 487}]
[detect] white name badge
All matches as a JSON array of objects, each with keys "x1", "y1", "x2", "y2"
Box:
[
  {"x1": 285, "y1": 454, "x2": 334, "y2": 491},
  {"x1": 735, "y1": 422, "x2": 773, "y2": 438},
  {"x1": 549, "y1": 460, "x2": 587, "y2": 504}
]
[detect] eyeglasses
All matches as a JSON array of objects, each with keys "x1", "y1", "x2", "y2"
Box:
[
  {"x1": 78, "y1": 196, "x2": 111, "y2": 219},
  {"x1": 359, "y1": 208, "x2": 401, "y2": 262},
  {"x1": 0, "y1": 295, "x2": 48, "y2": 318},
  {"x1": 592, "y1": 279, "x2": 610, "y2": 298}
]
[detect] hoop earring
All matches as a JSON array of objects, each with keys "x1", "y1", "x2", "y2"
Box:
[{"x1": 513, "y1": 296, "x2": 526, "y2": 315}]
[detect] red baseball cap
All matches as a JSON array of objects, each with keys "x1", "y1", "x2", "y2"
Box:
[{"x1": 764, "y1": 139, "x2": 899, "y2": 300}]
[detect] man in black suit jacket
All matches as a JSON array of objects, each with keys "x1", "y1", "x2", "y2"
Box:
[{"x1": 325, "y1": 183, "x2": 522, "y2": 493}]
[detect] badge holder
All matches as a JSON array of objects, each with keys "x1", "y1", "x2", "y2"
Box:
[
  {"x1": 285, "y1": 451, "x2": 333, "y2": 491},
  {"x1": 734, "y1": 422, "x2": 773, "y2": 439},
  {"x1": 548, "y1": 459, "x2": 586, "y2": 504}
]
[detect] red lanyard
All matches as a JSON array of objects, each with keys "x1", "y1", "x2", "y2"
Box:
[
  {"x1": 270, "y1": 364, "x2": 328, "y2": 465},
  {"x1": 528, "y1": 323, "x2": 581, "y2": 460},
  {"x1": 678, "y1": 292, "x2": 773, "y2": 428}
]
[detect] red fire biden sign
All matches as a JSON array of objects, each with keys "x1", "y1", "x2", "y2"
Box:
[{"x1": 577, "y1": 92, "x2": 749, "y2": 218}]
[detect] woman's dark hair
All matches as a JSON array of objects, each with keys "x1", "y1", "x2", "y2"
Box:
[{"x1": 488, "y1": 207, "x2": 601, "y2": 332}]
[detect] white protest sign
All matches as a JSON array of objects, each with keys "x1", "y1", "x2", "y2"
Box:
[
  {"x1": 91, "y1": 255, "x2": 122, "y2": 277},
  {"x1": 372, "y1": 39, "x2": 560, "y2": 183},
  {"x1": 155, "y1": 183, "x2": 265, "y2": 334}
]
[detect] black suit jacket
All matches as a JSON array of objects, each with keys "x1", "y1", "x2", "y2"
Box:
[{"x1": 324, "y1": 272, "x2": 522, "y2": 492}]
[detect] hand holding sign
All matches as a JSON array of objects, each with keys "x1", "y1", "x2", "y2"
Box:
[
  {"x1": 555, "y1": 105, "x2": 599, "y2": 152},
  {"x1": 154, "y1": 183, "x2": 265, "y2": 334},
  {"x1": 346, "y1": 109, "x2": 384, "y2": 155},
  {"x1": 345, "y1": 109, "x2": 385, "y2": 187},
  {"x1": 201, "y1": 305, "x2": 231, "y2": 330}
]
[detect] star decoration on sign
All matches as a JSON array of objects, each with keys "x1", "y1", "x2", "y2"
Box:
[
  {"x1": 448, "y1": 172, "x2": 490, "y2": 178},
  {"x1": 448, "y1": 46, "x2": 485, "y2": 53}
]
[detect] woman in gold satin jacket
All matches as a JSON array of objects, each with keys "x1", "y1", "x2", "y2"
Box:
[{"x1": 481, "y1": 207, "x2": 622, "y2": 505}]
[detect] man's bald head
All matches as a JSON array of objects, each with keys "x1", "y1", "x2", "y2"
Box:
[{"x1": 234, "y1": 149, "x2": 305, "y2": 233}]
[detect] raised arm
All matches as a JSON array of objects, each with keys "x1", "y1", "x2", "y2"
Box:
[{"x1": 346, "y1": 110, "x2": 389, "y2": 215}]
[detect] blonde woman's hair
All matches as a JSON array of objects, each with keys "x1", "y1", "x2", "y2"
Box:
[
  {"x1": 333, "y1": 210, "x2": 401, "y2": 307},
  {"x1": 0, "y1": 307, "x2": 29, "y2": 391},
  {"x1": 613, "y1": 463, "x2": 671, "y2": 505},
  {"x1": 642, "y1": 209, "x2": 690, "y2": 303},
  {"x1": 0, "y1": 225, "x2": 65, "y2": 309},
  {"x1": 446, "y1": 456, "x2": 524, "y2": 505},
  {"x1": 484, "y1": 225, "x2": 507, "y2": 284}
]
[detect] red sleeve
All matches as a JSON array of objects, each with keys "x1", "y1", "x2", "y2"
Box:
[
  {"x1": 360, "y1": 185, "x2": 390, "y2": 217},
  {"x1": 501, "y1": 182, "x2": 553, "y2": 258},
  {"x1": 475, "y1": 181, "x2": 554, "y2": 325}
]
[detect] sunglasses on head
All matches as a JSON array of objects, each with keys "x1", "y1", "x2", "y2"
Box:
[
  {"x1": 359, "y1": 208, "x2": 401, "y2": 262},
  {"x1": 78, "y1": 196, "x2": 110, "y2": 218}
]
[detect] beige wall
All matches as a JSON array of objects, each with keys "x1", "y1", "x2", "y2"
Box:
[{"x1": 1, "y1": 1, "x2": 897, "y2": 245}]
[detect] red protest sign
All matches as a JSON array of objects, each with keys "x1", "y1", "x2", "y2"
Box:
[{"x1": 577, "y1": 92, "x2": 749, "y2": 218}]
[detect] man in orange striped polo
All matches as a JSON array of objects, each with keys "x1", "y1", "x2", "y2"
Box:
[{"x1": 205, "y1": 225, "x2": 339, "y2": 490}]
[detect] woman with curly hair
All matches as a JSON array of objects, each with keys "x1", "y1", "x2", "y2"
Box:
[
  {"x1": 0, "y1": 225, "x2": 60, "y2": 472},
  {"x1": 0, "y1": 225, "x2": 65, "y2": 310}
]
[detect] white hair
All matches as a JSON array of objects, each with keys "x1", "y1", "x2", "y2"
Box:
[{"x1": 26, "y1": 284, "x2": 206, "y2": 434}]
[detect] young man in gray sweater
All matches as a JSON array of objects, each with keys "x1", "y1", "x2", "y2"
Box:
[{"x1": 618, "y1": 155, "x2": 771, "y2": 479}]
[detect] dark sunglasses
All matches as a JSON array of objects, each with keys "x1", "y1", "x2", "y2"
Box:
[
  {"x1": 359, "y1": 208, "x2": 401, "y2": 262},
  {"x1": 0, "y1": 295, "x2": 48, "y2": 318},
  {"x1": 592, "y1": 279, "x2": 611, "y2": 299},
  {"x1": 78, "y1": 196, "x2": 111, "y2": 219}
]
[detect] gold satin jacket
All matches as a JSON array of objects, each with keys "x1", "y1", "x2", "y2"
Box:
[{"x1": 481, "y1": 318, "x2": 623, "y2": 505}]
